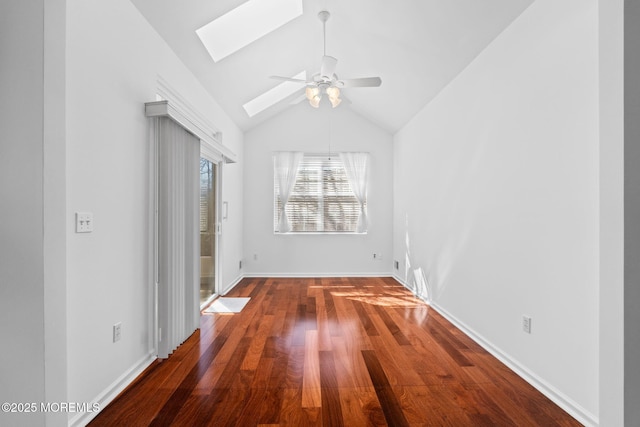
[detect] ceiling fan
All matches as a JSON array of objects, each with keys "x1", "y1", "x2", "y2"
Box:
[{"x1": 270, "y1": 10, "x2": 382, "y2": 108}]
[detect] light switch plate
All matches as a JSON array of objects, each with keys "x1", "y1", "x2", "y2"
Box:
[{"x1": 76, "y1": 212, "x2": 93, "y2": 233}]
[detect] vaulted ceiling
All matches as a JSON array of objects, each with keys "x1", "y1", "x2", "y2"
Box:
[{"x1": 131, "y1": 0, "x2": 534, "y2": 134}]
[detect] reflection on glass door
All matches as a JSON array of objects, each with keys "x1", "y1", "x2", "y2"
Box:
[{"x1": 200, "y1": 158, "x2": 217, "y2": 305}]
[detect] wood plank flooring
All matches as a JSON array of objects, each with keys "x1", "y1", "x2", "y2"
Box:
[{"x1": 89, "y1": 277, "x2": 582, "y2": 426}]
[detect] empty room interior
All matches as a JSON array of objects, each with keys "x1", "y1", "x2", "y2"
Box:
[{"x1": 1, "y1": 0, "x2": 638, "y2": 426}]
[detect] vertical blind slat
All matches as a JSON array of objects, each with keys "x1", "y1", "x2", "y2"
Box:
[{"x1": 157, "y1": 117, "x2": 200, "y2": 358}]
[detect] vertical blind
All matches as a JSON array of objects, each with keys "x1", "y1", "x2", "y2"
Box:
[
  {"x1": 274, "y1": 154, "x2": 365, "y2": 232},
  {"x1": 156, "y1": 117, "x2": 200, "y2": 358}
]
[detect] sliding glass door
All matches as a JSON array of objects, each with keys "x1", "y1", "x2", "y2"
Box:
[{"x1": 200, "y1": 158, "x2": 218, "y2": 306}]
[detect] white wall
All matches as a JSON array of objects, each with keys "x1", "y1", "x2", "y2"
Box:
[
  {"x1": 243, "y1": 103, "x2": 393, "y2": 276},
  {"x1": 43, "y1": 1, "x2": 69, "y2": 425},
  {"x1": 599, "y1": 0, "x2": 625, "y2": 425},
  {"x1": 66, "y1": 0, "x2": 243, "y2": 423},
  {"x1": 0, "y1": 1, "x2": 67, "y2": 426},
  {"x1": 393, "y1": 0, "x2": 598, "y2": 424},
  {"x1": 0, "y1": 1, "x2": 46, "y2": 426}
]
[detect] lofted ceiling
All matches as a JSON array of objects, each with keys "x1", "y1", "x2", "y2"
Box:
[{"x1": 131, "y1": 0, "x2": 534, "y2": 134}]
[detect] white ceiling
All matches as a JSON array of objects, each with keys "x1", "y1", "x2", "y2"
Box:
[{"x1": 131, "y1": 0, "x2": 534, "y2": 134}]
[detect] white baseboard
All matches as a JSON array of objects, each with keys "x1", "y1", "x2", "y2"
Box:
[
  {"x1": 392, "y1": 274, "x2": 406, "y2": 286},
  {"x1": 391, "y1": 273, "x2": 430, "y2": 300},
  {"x1": 242, "y1": 272, "x2": 395, "y2": 278},
  {"x1": 220, "y1": 273, "x2": 244, "y2": 295},
  {"x1": 69, "y1": 352, "x2": 156, "y2": 427},
  {"x1": 390, "y1": 275, "x2": 598, "y2": 427}
]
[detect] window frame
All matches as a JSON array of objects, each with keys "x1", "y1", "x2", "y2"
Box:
[{"x1": 273, "y1": 152, "x2": 367, "y2": 234}]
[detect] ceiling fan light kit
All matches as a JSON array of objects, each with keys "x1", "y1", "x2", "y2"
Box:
[
  {"x1": 271, "y1": 10, "x2": 381, "y2": 109},
  {"x1": 305, "y1": 84, "x2": 341, "y2": 108}
]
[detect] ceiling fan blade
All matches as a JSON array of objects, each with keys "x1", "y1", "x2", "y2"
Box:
[
  {"x1": 336, "y1": 77, "x2": 382, "y2": 88},
  {"x1": 320, "y1": 56, "x2": 338, "y2": 80},
  {"x1": 269, "y1": 75, "x2": 309, "y2": 84}
]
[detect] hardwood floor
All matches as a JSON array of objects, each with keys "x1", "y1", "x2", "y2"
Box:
[{"x1": 89, "y1": 277, "x2": 582, "y2": 426}]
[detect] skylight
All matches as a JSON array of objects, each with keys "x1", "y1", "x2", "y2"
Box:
[
  {"x1": 196, "y1": 0, "x2": 303, "y2": 62},
  {"x1": 243, "y1": 71, "x2": 306, "y2": 117}
]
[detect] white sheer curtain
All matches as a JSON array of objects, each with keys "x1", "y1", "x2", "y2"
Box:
[
  {"x1": 339, "y1": 152, "x2": 369, "y2": 233},
  {"x1": 274, "y1": 151, "x2": 303, "y2": 232},
  {"x1": 156, "y1": 117, "x2": 200, "y2": 358}
]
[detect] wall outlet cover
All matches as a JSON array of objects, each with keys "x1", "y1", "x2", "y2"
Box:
[
  {"x1": 113, "y1": 322, "x2": 122, "y2": 342},
  {"x1": 522, "y1": 316, "x2": 532, "y2": 334}
]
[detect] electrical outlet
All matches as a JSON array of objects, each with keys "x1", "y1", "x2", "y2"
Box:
[
  {"x1": 239, "y1": 260, "x2": 243, "y2": 269},
  {"x1": 76, "y1": 212, "x2": 94, "y2": 233},
  {"x1": 113, "y1": 322, "x2": 122, "y2": 342},
  {"x1": 373, "y1": 253, "x2": 383, "y2": 261},
  {"x1": 522, "y1": 316, "x2": 531, "y2": 334},
  {"x1": 394, "y1": 260, "x2": 399, "y2": 270}
]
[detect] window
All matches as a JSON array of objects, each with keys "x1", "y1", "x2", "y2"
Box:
[
  {"x1": 274, "y1": 153, "x2": 368, "y2": 233},
  {"x1": 199, "y1": 158, "x2": 217, "y2": 305},
  {"x1": 196, "y1": 0, "x2": 303, "y2": 62},
  {"x1": 200, "y1": 158, "x2": 215, "y2": 233}
]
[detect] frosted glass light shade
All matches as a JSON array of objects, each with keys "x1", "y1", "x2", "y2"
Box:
[
  {"x1": 326, "y1": 86, "x2": 341, "y2": 108},
  {"x1": 306, "y1": 86, "x2": 320, "y2": 100},
  {"x1": 326, "y1": 86, "x2": 339, "y2": 99}
]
